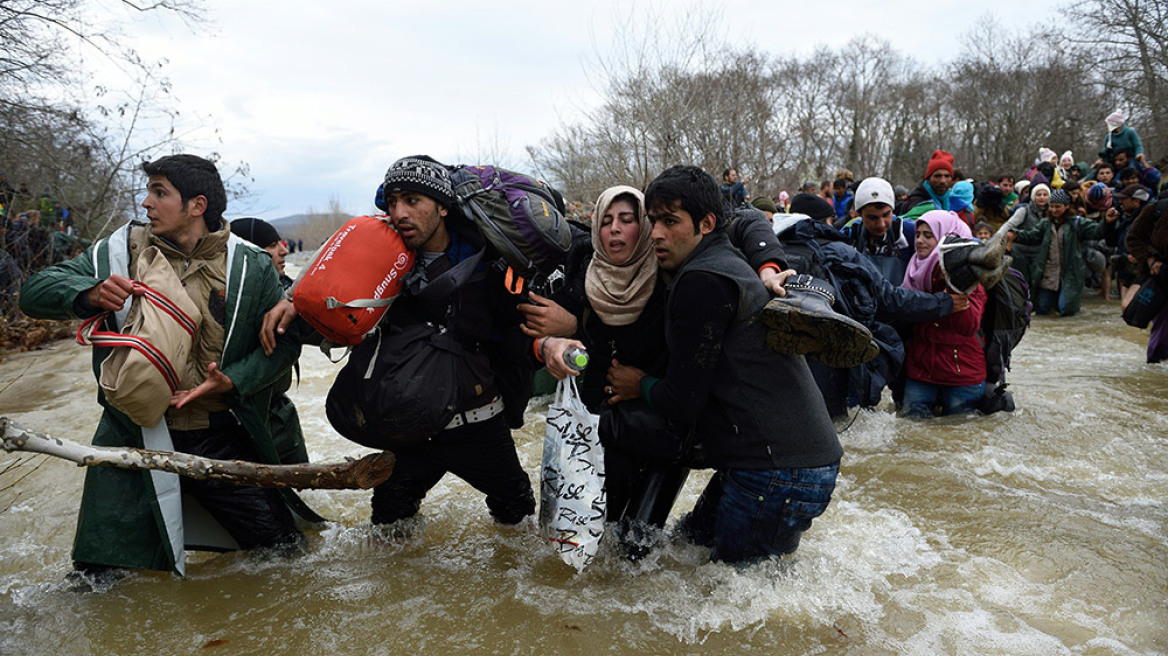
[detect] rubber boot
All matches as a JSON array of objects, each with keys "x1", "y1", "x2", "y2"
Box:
[
  {"x1": 939, "y1": 236, "x2": 1014, "y2": 293},
  {"x1": 761, "y1": 274, "x2": 878, "y2": 368},
  {"x1": 616, "y1": 465, "x2": 690, "y2": 560}
]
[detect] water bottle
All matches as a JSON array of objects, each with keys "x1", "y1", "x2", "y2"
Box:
[{"x1": 563, "y1": 346, "x2": 589, "y2": 372}]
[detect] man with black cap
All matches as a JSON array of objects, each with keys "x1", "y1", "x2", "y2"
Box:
[
  {"x1": 230, "y1": 217, "x2": 308, "y2": 467},
  {"x1": 231, "y1": 217, "x2": 291, "y2": 286},
  {"x1": 788, "y1": 191, "x2": 837, "y2": 224},
  {"x1": 261, "y1": 157, "x2": 541, "y2": 537},
  {"x1": 356, "y1": 155, "x2": 537, "y2": 535}
]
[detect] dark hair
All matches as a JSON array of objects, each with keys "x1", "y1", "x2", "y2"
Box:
[
  {"x1": 1036, "y1": 162, "x2": 1055, "y2": 180},
  {"x1": 832, "y1": 178, "x2": 848, "y2": 189},
  {"x1": 1119, "y1": 166, "x2": 1139, "y2": 180},
  {"x1": 1115, "y1": 148, "x2": 1135, "y2": 159},
  {"x1": 141, "y1": 154, "x2": 227, "y2": 231},
  {"x1": 998, "y1": 173, "x2": 1015, "y2": 184},
  {"x1": 722, "y1": 167, "x2": 734, "y2": 180},
  {"x1": 1096, "y1": 162, "x2": 1115, "y2": 174},
  {"x1": 645, "y1": 165, "x2": 723, "y2": 233}
]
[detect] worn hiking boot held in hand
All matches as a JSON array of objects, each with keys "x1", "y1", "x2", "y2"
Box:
[
  {"x1": 939, "y1": 235, "x2": 1013, "y2": 293},
  {"x1": 761, "y1": 274, "x2": 878, "y2": 368}
]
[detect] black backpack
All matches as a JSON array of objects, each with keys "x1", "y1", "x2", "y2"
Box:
[{"x1": 981, "y1": 267, "x2": 1031, "y2": 387}]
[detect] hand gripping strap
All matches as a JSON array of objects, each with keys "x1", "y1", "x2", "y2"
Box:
[{"x1": 75, "y1": 281, "x2": 198, "y2": 393}]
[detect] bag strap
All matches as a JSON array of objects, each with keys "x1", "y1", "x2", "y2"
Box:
[
  {"x1": 555, "y1": 375, "x2": 580, "y2": 406},
  {"x1": 75, "y1": 281, "x2": 198, "y2": 394},
  {"x1": 324, "y1": 296, "x2": 394, "y2": 309}
]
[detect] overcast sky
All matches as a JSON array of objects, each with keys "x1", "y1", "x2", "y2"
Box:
[{"x1": 101, "y1": 0, "x2": 1059, "y2": 219}]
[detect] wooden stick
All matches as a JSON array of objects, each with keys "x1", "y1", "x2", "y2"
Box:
[{"x1": 0, "y1": 417, "x2": 394, "y2": 490}]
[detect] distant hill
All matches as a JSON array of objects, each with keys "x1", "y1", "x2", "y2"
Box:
[
  {"x1": 268, "y1": 213, "x2": 314, "y2": 231},
  {"x1": 262, "y1": 211, "x2": 354, "y2": 249}
]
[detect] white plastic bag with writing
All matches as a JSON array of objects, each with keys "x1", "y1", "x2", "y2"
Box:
[{"x1": 539, "y1": 377, "x2": 605, "y2": 571}]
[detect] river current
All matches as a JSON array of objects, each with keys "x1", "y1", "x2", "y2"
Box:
[{"x1": 0, "y1": 256, "x2": 1164, "y2": 655}]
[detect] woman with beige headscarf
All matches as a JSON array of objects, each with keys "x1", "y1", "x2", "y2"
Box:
[
  {"x1": 522, "y1": 186, "x2": 675, "y2": 549},
  {"x1": 523, "y1": 184, "x2": 794, "y2": 558}
]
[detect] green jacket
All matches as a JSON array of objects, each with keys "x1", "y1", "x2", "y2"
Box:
[
  {"x1": 19, "y1": 222, "x2": 310, "y2": 575},
  {"x1": 1012, "y1": 216, "x2": 1105, "y2": 316},
  {"x1": 1098, "y1": 125, "x2": 1144, "y2": 161}
]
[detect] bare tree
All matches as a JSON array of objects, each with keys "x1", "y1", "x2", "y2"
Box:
[
  {"x1": 528, "y1": 4, "x2": 1161, "y2": 206},
  {"x1": 0, "y1": 0, "x2": 212, "y2": 244},
  {"x1": 1070, "y1": 0, "x2": 1168, "y2": 164}
]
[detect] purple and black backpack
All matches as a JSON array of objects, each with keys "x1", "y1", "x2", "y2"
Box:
[{"x1": 446, "y1": 164, "x2": 572, "y2": 289}]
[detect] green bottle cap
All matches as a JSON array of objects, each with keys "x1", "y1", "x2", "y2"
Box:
[{"x1": 572, "y1": 352, "x2": 589, "y2": 368}]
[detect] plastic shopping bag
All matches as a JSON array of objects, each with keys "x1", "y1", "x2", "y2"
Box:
[{"x1": 539, "y1": 377, "x2": 605, "y2": 571}]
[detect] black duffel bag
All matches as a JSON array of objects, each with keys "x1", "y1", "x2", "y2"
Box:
[
  {"x1": 326, "y1": 321, "x2": 463, "y2": 450},
  {"x1": 1123, "y1": 270, "x2": 1168, "y2": 329},
  {"x1": 599, "y1": 399, "x2": 695, "y2": 463}
]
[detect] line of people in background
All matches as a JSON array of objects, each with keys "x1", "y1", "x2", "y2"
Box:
[{"x1": 707, "y1": 109, "x2": 1165, "y2": 368}]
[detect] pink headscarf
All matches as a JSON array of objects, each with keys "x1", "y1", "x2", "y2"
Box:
[{"x1": 902, "y1": 210, "x2": 973, "y2": 292}]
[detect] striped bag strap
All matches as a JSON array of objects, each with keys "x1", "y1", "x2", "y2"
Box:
[{"x1": 76, "y1": 281, "x2": 198, "y2": 393}]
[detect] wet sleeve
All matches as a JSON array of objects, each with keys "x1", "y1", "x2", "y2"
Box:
[
  {"x1": 18, "y1": 245, "x2": 101, "y2": 320},
  {"x1": 644, "y1": 272, "x2": 737, "y2": 424},
  {"x1": 876, "y1": 277, "x2": 953, "y2": 322},
  {"x1": 1011, "y1": 222, "x2": 1046, "y2": 246},
  {"x1": 728, "y1": 210, "x2": 790, "y2": 271},
  {"x1": 222, "y1": 259, "x2": 301, "y2": 398}
]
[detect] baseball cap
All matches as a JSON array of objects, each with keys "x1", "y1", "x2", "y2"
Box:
[{"x1": 854, "y1": 177, "x2": 895, "y2": 211}]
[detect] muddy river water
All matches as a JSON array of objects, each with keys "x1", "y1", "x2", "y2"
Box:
[{"x1": 0, "y1": 269, "x2": 1165, "y2": 655}]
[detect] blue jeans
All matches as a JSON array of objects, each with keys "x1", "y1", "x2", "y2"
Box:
[
  {"x1": 902, "y1": 378, "x2": 985, "y2": 417},
  {"x1": 679, "y1": 462, "x2": 840, "y2": 564},
  {"x1": 1035, "y1": 287, "x2": 1063, "y2": 316}
]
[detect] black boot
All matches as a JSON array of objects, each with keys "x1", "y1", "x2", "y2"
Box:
[
  {"x1": 761, "y1": 274, "x2": 878, "y2": 368},
  {"x1": 939, "y1": 235, "x2": 1013, "y2": 293}
]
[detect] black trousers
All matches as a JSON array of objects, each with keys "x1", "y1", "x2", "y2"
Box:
[
  {"x1": 370, "y1": 414, "x2": 535, "y2": 525},
  {"x1": 170, "y1": 415, "x2": 301, "y2": 550}
]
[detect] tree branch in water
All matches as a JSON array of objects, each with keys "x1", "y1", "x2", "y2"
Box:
[{"x1": 0, "y1": 417, "x2": 394, "y2": 490}]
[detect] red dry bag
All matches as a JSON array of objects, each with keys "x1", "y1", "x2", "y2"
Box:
[{"x1": 293, "y1": 215, "x2": 415, "y2": 345}]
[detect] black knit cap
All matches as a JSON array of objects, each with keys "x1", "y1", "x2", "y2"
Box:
[
  {"x1": 230, "y1": 217, "x2": 281, "y2": 247},
  {"x1": 789, "y1": 192, "x2": 835, "y2": 222},
  {"x1": 382, "y1": 155, "x2": 455, "y2": 209}
]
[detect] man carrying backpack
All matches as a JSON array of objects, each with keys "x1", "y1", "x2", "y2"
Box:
[
  {"x1": 265, "y1": 156, "x2": 537, "y2": 537},
  {"x1": 838, "y1": 177, "x2": 915, "y2": 285}
]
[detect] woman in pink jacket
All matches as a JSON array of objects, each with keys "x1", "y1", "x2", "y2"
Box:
[{"x1": 901, "y1": 210, "x2": 986, "y2": 417}]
